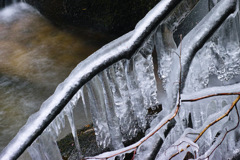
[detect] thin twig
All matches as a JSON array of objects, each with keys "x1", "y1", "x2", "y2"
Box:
[
  {"x1": 178, "y1": 34, "x2": 182, "y2": 104},
  {"x1": 171, "y1": 139, "x2": 199, "y2": 155},
  {"x1": 170, "y1": 95, "x2": 240, "y2": 159},
  {"x1": 182, "y1": 92, "x2": 240, "y2": 102},
  {"x1": 131, "y1": 148, "x2": 137, "y2": 160},
  {"x1": 203, "y1": 104, "x2": 240, "y2": 159},
  {"x1": 193, "y1": 95, "x2": 240, "y2": 143}
]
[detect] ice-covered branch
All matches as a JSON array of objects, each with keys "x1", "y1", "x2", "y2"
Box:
[
  {"x1": 180, "y1": 0, "x2": 236, "y2": 91},
  {"x1": 182, "y1": 83, "x2": 240, "y2": 101},
  {"x1": 194, "y1": 95, "x2": 240, "y2": 143},
  {"x1": 169, "y1": 95, "x2": 240, "y2": 159},
  {"x1": 198, "y1": 104, "x2": 240, "y2": 160}
]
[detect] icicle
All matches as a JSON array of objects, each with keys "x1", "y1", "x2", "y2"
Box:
[
  {"x1": 134, "y1": 35, "x2": 159, "y2": 110},
  {"x1": 97, "y1": 71, "x2": 124, "y2": 150},
  {"x1": 154, "y1": 24, "x2": 176, "y2": 91},
  {"x1": 27, "y1": 102, "x2": 70, "y2": 160},
  {"x1": 63, "y1": 103, "x2": 82, "y2": 159},
  {"x1": 27, "y1": 140, "x2": 47, "y2": 160},
  {"x1": 85, "y1": 79, "x2": 111, "y2": 149},
  {"x1": 28, "y1": 132, "x2": 63, "y2": 160},
  {"x1": 163, "y1": 0, "x2": 200, "y2": 32},
  {"x1": 124, "y1": 58, "x2": 147, "y2": 131},
  {"x1": 79, "y1": 87, "x2": 90, "y2": 122},
  {"x1": 110, "y1": 60, "x2": 138, "y2": 141}
]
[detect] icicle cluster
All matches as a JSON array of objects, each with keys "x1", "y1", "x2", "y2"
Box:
[
  {"x1": 27, "y1": 34, "x2": 159, "y2": 159},
  {"x1": 84, "y1": 36, "x2": 158, "y2": 149}
]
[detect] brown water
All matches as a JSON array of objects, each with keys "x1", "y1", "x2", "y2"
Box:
[{"x1": 0, "y1": 2, "x2": 114, "y2": 151}]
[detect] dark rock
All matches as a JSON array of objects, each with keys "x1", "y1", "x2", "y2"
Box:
[
  {"x1": 0, "y1": 0, "x2": 21, "y2": 8},
  {"x1": 25, "y1": 0, "x2": 160, "y2": 35},
  {"x1": 57, "y1": 124, "x2": 110, "y2": 159}
]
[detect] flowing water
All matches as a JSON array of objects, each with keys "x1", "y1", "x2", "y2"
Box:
[{"x1": 0, "y1": 2, "x2": 114, "y2": 152}]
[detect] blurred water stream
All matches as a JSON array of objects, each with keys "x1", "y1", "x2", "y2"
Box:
[{"x1": 0, "y1": 2, "x2": 114, "y2": 151}]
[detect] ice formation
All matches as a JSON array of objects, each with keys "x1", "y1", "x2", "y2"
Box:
[
  {"x1": 155, "y1": 0, "x2": 240, "y2": 160},
  {"x1": 27, "y1": 33, "x2": 159, "y2": 158},
  {"x1": 1, "y1": 0, "x2": 240, "y2": 160}
]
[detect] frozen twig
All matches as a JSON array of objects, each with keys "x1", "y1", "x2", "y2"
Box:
[
  {"x1": 182, "y1": 92, "x2": 240, "y2": 102},
  {"x1": 131, "y1": 148, "x2": 137, "y2": 160},
  {"x1": 200, "y1": 103, "x2": 240, "y2": 160},
  {"x1": 193, "y1": 95, "x2": 240, "y2": 143},
  {"x1": 170, "y1": 95, "x2": 240, "y2": 159}
]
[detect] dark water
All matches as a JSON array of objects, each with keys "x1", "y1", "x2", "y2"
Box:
[{"x1": 0, "y1": 2, "x2": 114, "y2": 151}]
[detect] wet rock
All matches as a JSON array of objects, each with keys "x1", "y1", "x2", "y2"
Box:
[
  {"x1": 57, "y1": 124, "x2": 110, "y2": 159},
  {"x1": 24, "y1": 0, "x2": 160, "y2": 35}
]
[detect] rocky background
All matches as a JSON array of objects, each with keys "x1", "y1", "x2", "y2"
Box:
[{"x1": 25, "y1": 0, "x2": 160, "y2": 35}]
